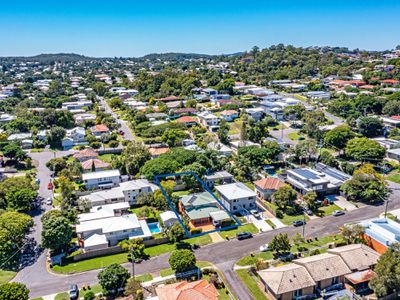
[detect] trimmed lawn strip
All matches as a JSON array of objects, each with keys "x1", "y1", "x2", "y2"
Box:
[
  {"x1": 317, "y1": 204, "x2": 342, "y2": 217},
  {"x1": 219, "y1": 223, "x2": 258, "y2": 239},
  {"x1": 236, "y1": 251, "x2": 274, "y2": 266},
  {"x1": 386, "y1": 173, "x2": 400, "y2": 184},
  {"x1": 287, "y1": 132, "x2": 302, "y2": 140},
  {"x1": 135, "y1": 273, "x2": 153, "y2": 282},
  {"x1": 265, "y1": 219, "x2": 276, "y2": 229},
  {"x1": 30, "y1": 298, "x2": 44, "y2": 300},
  {"x1": 236, "y1": 269, "x2": 267, "y2": 300},
  {"x1": 264, "y1": 201, "x2": 308, "y2": 225},
  {"x1": 0, "y1": 270, "x2": 16, "y2": 284},
  {"x1": 54, "y1": 292, "x2": 69, "y2": 300},
  {"x1": 160, "y1": 261, "x2": 212, "y2": 277},
  {"x1": 80, "y1": 284, "x2": 102, "y2": 298}
]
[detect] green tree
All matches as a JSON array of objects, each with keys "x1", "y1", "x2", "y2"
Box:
[
  {"x1": 357, "y1": 117, "x2": 383, "y2": 138},
  {"x1": 217, "y1": 119, "x2": 229, "y2": 144},
  {"x1": 2, "y1": 143, "x2": 26, "y2": 162},
  {"x1": 41, "y1": 216, "x2": 73, "y2": 251},
  {"x1": 319, "y1": 150, "x2": 338, "y2": 168},
  {"x1": 324, "y1": 124, "x2": 355, "y2": 150},
  {"x1": 181, "y1": 162, "x2": 206, "y2": 190},
  {"x1": 124, "y1": 278, "x2": 143, "y2": 299},
  {"x1": 168, "y1": 223, "x2": 186, "y2": 243},
  {"x1": 272, "y1": 185, "x2": 297, "y2": 210},
  {"x1": 47, "y1": 126, "x2": 66, "y2": 148},
  {"x1": 5, "y1": 187, "x2": 37, "y2": 212},
  {"x1": 98, "y1": 264, "x2": 130, "y2": 296},
  {"x1": 161, "y1": 129, "x2": 187, "y2": 147},
  {"x1": 0, "y1": 282, "x2": 29, "y2": 300},
  {"x1": 270, "y1": 233, "x2": 291, "y2": 254},
  {"x1": 118, "y1": 238, "x2": 145, "y2": 259},
  {"x1": 339, "y1": 225, "x2": 365, "y2": 244},
  {"x1": 140, "y1": 158, "x2": 180, "y2": 179},
  {"x1": 169, "y1": 249, "x2": 197, "y2": 273},
  {"x1": 46, "y1": 157, "x2": 67, "y2": 175},
  {"x1": 345, "y1": 137, "x2": 385, "y2": 162},
  {"x1": 303, "y1": 191, "x2": 317, "y2": 212},
  {"x1": 369, "y1": 243, "x2": 400, "y2": 297}
]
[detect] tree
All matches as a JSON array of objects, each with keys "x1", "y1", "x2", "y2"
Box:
[
  {"x1": 283, "y1": 104, "x2": 305, "y2": 120},
  {"x1": 339, "y1": 224, "x2": 365, "y2": 244},
  {"x1": 238, "y1": 143, "x2": 280, "y2": 169},
  {"x1": 161, "y1": 129, "x2": 187, "y2": 147},
  {"x1": 181, "y1": 162, "x2": 206, "y2": 190},
  {"x1": 2, "y1": 143, "x2": 26, "y2": 162},
  {"x1": 5, "y1": 187, "x2": 37, "y2": 212},
  {"x1": 324, "y1": 124, "x2": 355, "y2": 150},
  {"x1": 319, "y1": 150, "x2": 338, "y2": 168},
  {"x1": 98, "y1": 264, "x2": 130, "y2": 296},
  {"x1": 47, "y1": 126, "x2": 66, "y2": 148},
  {"x1": 118, "y1": 238, "x2": 145, "y2": 259},
  {"x1": 169, "y1": 249, "x2": 197, "y2": 273},
  {"x1": 46, "y1": 157, "x2": 67, "y2": 175},
  {"x1": 345, "y1": 137, "x2": 385, "y2": 162},
  {"x1": 124, "y1": 278, "x2": 143, "y2": 299},
  {"x1": 168, "y1": 223, "x2": 186, "y2": 243},
  {"x1": 217, "y1": 119, "x2": 229, "y2": 144},
  {"x1": 303, "y1": 192, "x2": 317, "y2": 212},
  {"x1": 41, "y1": 216, "x2": 73, "y2": 251},
  {"x1": 0, "y1": 282, "x2": 30, "y2": 300},
  {"x1": 121, "y1": 141, "x2": 151, "y2": 176},
  {"x1": 272, "y1": 185, "x2": 297, "y2": 210},
  {"x1": 357, "y1": 117, "x2": 383, "y2": 138},
  {"x1": 289, "y1": 139, "x2": 318, "y2": 164},
  {"x1": 140, "y1": 158, "x2": 180, "y2": 179},
  {"x1": 383, "y1": 100, "x2": 400, "y2": 116},
  {"x1": 270, "y1": 233, "x2": 291, "y2": 254},
  {"x1": 369, "y1": 243, "x2": 400, "y2": 297}
]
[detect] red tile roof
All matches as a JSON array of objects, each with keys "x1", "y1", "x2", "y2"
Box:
[
  {"x1": 73, "y1": 148, "x2": 98, "y2": 159},
  {"x1": 176, "y1": 116, "x2": 197, "y2": 124},
  {"x1": 220, "y1": 110, "x2": 238, "y2": 116},
  {"x1": 381, "y1": 79, "x2": 399, "y2": 84},
  {"x1": 156, "y1": 279, "x2": 218, "y2": 300},
  {"x1": 174, "y1": 107, "x2": 197, "y2": 114},
  {"x1": 91, "y1": 124, "x2": 110, "y2": 132},
  {"x1": 155, "y1": 95, "x2": 182, "y2": 102},
  {"x1": 81, "y1": 158, "x2": 111, "y2": 170},
  {"x1": 359, "y1": 85, "x2": 375, "y2": 89},
  {"x1": 254, "y1": 177, "x2": 286, "y2": 191}
]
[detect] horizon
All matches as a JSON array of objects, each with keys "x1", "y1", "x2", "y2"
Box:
[{"x1": 1, "y1": 0, "x2": 400, "y2": 57}]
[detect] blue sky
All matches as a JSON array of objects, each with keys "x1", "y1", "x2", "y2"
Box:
[{"x1": 1, "y1": 0, "x2": 400, "y2": 57}]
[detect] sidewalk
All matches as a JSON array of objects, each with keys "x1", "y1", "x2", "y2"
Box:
[
  {"x1": 209, "y1": 231, "x2": 225, "y2": 243},
  {"x1": 268, "y1": 217, "x2": 286, "y2": 229}
]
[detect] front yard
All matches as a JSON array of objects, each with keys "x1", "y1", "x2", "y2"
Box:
[
  {"x1": 264, "y1": 201, "x2": 308, "y2": 225},
  {"x1": 218, "y1": 223, "x2": 259, "y2": 239}
]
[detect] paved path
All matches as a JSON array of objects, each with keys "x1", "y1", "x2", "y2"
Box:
[
  {"x1": 209, "y1": 232, "x2": 224, "y2": 243},
  {"x1": 269, "y1": 217, "x2": 286, "y2": 229},
  {"x1": 333, "y1": 196, "x2": 357, "y2": 211},
  {"x1": 248, "y1": 215, "x2": 272, "y2": 232}
]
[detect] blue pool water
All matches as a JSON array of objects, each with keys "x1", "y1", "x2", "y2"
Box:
[{"x1": 148, "y1": 222, "x2": 161, "y2": 234}]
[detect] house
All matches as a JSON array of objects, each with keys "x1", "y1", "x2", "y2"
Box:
[
  {"x1": 359, "y1": 218, "x2": 400, "y2": 254},
  {"x1": 380, "y1": 116, "x2": 400, "y2": 129},
  {"x1": 74, "y1": 113, "x2": 96, "y2": 125},
  {"x1": 82, "y1": 169, "x2": 121, "y2": 189},
  {"x1": 73, "y1": 148, "x2": 98, "y2": 162},
  {"x1": 258, "y1": 263, "x2": 316, "y2": 300},
  {"x1": 198, "y1": 111, "x2": 219, "y2": 131},
  {"x1": 90, "y1": 124, "x2": 111, "y2": 138},
  {"x1": 62, "y1": 127, "x2": 86, "y2": 149},
  {"x1": 80, "y1": 179, "x2": 158, "y2": 206},
  {"x1": 306, "y1": 91, "x2": 331, "y2": 100},
  {"x1": 78, "y1": 202, "x2": 130, "y2": 222},
  {"x1": 76, "y1": 214, "x2": 151, "y2": 251},
  {"x1": 159, "y1": 211, "x2": 179, "y2": 228},
  {"x1": 155, "y1": 95, "x2": 182, "y2": 102},
  {"x1": 254, "y1": 177, "x2": 286, "y2": 200},
  {"x1": 245, "y1": 107, "x2": 264, "y2": 122},
  {"x1": 387, "y1": 148, "x2": 400, "y2": 161},
  {"x1": 37, "y1": 130, "x2": 47, "y2": 141},
  {"x1": 81, "y1": 158, "x2": 111, "y2": 172},
  {"x1": 220, "y1": 110, "x2": 239, "y2": 122},
  {"x1": 229, "y1": 140, "x2": 260, "y2": 151},
  {"x1": 173, "y1": 107, "x2": 197, "y2": 116},
  {"x1": 215, "y1": 182, "x2": 257, "y2": 213},
  {"x1": 7, "y1": 132, "x2": 32, "y2": 141},
  {"x1": 372, "y1": 137, "x2": 400, "y2": 150},
  {"x1": 286, "y1": 163, "x2": 351, "y2": 195},
  {"x1": 179, "y1": 192, "x2": 231, "y2": 228},
  {"x1": 61, "y1": 100, "x2": 92, "y2": 111},
  {"x1": 155, "y1": 279, "x2": 218, "y2": 300},
  {"x1": 175, "y1": 116, "x2": 198, "y2": 126},
  {"x1": 0, "y1": 113, "x2": 16, "y2": 122},
  {"x1": 203, "y1": 171, "x2": 234, "y2": 188},
  {"x1": 207, "y1": 142, "x2": 233, "y2": 157}
]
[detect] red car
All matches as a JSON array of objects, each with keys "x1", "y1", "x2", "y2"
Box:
[
  {"x1": 119, "y1": 130, "x2": 125, "y2": 136},
  {"x1": 47, "y1": 182, "x2": 53, "y2": 190}
]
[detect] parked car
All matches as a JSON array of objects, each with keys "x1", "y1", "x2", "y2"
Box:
[
  {"x1": 46, "y1": 197, "x2": 52, "y2": 205},
  {"x1": 35, "y1": 178, "x2": 40, "y2": 184},
  {"x1": 47, "y1": 182, "x2": 53, "y2": 190},
  {"x1": 119, "y1": 130, "x2": 125, "y2": 135},
  {"x1": 293, "y1": 220, "x2": 306, "y2": 227},
  {"x1": 278, "y1": 253, "x2": 294, "y2": 262},
  {"x1": 250, "y1": 209, "x2": 261, "y2": 218},
  {"x1": 69, "y1": 284, "x2": 79, "y2": 300},
  {"x1": 236, "y1": 232, "x2": 253, "y2": 240},
  {"x1": 259, "y1": 243, "x2": 270, "y2": 252},
  {"x1": 332, "y1": 210, "x2": 345, "y2": 216}
]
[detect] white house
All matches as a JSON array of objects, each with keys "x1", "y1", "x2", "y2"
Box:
[
  {"x1": 160, "y1": 211, "x2": 179, "y2": 228},
  {"x1": 245, "y1": 107, "x2": 264, "y2": 122},
  {"x1": 215, "y1": 182, "x2": 257, "y2": 213},
  {"x1": 198, "y1": 111, "x2": 219, "y2": 131},
  {"x1": 78, "y1": 202, "x2": 130, "y2": 222},
  {"x1": 62, "y1": 126, "x2": 86, "y2": 149},
  {"x1": 207, "y1": 142, "x2": 233, "y2": 157},
  {"x1": 74, "y1": 113, "x2": 96, "y2": 125},
  {"x1": 61, "y1": 100, "x2": 92, "y2": 111},
  {"x1": 82, "y1": 169, "x2": 121, "y2": 189},
  {"x1": 220, "y1": 110, "x2": 239, "y2": 122}
]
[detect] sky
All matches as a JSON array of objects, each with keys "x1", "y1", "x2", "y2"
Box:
[{"x1": 1, "y1": 0, "x2": 400, "y2": 57}]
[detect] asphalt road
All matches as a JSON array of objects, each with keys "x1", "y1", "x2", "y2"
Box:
[{"x1": 15, "y1": 193, "x2": 400, "y2": 299}]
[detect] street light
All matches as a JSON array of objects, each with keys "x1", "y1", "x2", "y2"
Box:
[{"x1": 131, "y1": 247, "x2": 135, "y2": 279}]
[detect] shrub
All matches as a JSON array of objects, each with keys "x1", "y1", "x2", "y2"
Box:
[
  {"x1": 90, "y1": 141, "x2": 102, "y2": 149},
  {"x1": 190, "y1": 228, "x2": 203, "y2": 235},
  {"x1": 84, "y1": 291, "x2": 95, "y2": 300}
]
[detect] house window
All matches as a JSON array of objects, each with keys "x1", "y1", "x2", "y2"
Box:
[
  {"x1": 332, "y1": 276, "x2": 339, "y2": 285},
  {"x1": 313, "y1": 185, "x2": 323, "y2": 190},
  {"x1": 249, "y1": 203, "x2": 254, "y2": 207},
  {"x1": 294, "y1": 289, "x2": 302, "y2": 297},
  {"x1": 233, "y1": 206, "x2": 237, "y2": 210},
  {"x1": 248, "y1": 197, "x2": 253, "y2": 200}
]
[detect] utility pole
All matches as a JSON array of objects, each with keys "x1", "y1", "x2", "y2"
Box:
[
  {"x1": 302, "y1": 213, "x2": 306, "y2": 238},
  {"x1": 131, "y1": 247, "x2": 135, "y2": 279}
]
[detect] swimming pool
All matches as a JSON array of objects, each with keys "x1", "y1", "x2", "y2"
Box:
[{"x1": 148, "y1": 222, "x2": 161, "y2": 234}]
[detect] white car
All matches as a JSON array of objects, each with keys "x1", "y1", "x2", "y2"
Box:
[
  {"x1": 259, "y1": 244, "x2": 270, "y2": 252},
  {"x1": 46, "y1": 198, "x2": 53, "y2": 205}
]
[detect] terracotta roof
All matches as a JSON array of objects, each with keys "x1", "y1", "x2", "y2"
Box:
[
  {"x1": 391, "y1": 116, "x2": 400, "y2": 120},
  {"x1": 254, "y1": 177, "x2": 285, "y2": 191},
  {"x1": 148, "y1": 147, "x2": 169, "y2": 156},
  {"x1": 81, "y1": 159, "x2": 111, "y2": 170},
  {"x1": 220, "y1": 110, "x2": 238, "y2": 116},
  {"x1": 359, "y1": 85, "x2": 375, "y2": 89},
  {"x1": 155, "y1": 95, "x2": 182, "y2": 102},
  {"x1": 345, "y1": 269, "x2": 376, "y2": 285},
  {"x1": 381, "y1": 79, "x2": 399, "y2": 84},
  {"x1": 91, "y1": 124, "x2": 110, "y2": 132},
  {"x1": 176, "y1": 116, "x2": 197, "y2": 124},
  {"x1": 156, "y1": 279, "x2": 218, "y2": 300},
  {"x1": 73, "y1": 148, "x2": 98, "y2": 159},
  {"x1": 174, "y1": 107, "x2": 197, "y2": 114}
]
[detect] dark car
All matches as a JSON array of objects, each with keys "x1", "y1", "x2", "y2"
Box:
[
  {"x1": 69, "y1": 284, "x2": 79, "y2": 300},
  {"x1": 293, "y1": 220, "x2": 306, "y2": 227},
  {"x1": 236, "y1": 232, "x2": 253, "y2": 240}
]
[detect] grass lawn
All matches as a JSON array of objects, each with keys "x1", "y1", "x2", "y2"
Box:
[
  {"x1": 228, "y1": 120, "x2": 241, "y2": 135},
  {"x1": 287, "y1": 132, "x2": 302, "y2": 140},
  {"x1": 98, "y1": 153, "x2": 116, "y2": 163},
  {"x1": 30, "y1": 298, "x2": 44, "y2": 300},
  {"x1": 172, "y1": 190, "x2": 191, "y2": 197},
  {"x1": 80, "y1": 284, "x2": 102, "y2": 298},
  {"x1": 219, "y1": 223, "x2": 258, "y2": 239},
  {"x1": 317, "y1": 204, "x2": 342, "y2": 217},
  {"x1": 0, "y1": 270, "x2": 16, "y2": 284},
  {"x1": 136, "y1": 273, "x2": 153, "y2": 282},
  {"x1": 54, "y1": 292, "x2": 69, "y2": 300},
  {"x1": 265, "y1": 219, "x2": 276, "y2": 229},
  {"x1": 236, "y1": 270, "x2": 267, "y2": 300},
  {"x1": 264, "y1": 201, "x2": 308, "y2": 225},
  {"x1": 236, "y1": 251, "x2": 274, "y2": 266},
  {"x1": 387, "y1": 173, "x2": 400, "y2": 184},
  {"x1": 244, "y1": 182, "x2": 255, "y2": 190}
]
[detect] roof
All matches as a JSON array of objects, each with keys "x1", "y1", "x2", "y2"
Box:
[
  {"x1": 174, "y1": 107, "x2": 197, "y2": 114},
  {"x1": 81, "y1": 159, "x2": 111, "y2": 170},
  {"x1": 155, "y1": 95, "x2": 182, "y2": 102},
  {"x1": 160, "y1": 211, "x2": 178, "y2": 222},
  {"x1": 215, "y1": 182, "x2": 256, "y2": 200},
  {"x1": 360, "y1": 218, "x2": 400, "y2": 247},
  {"x1": 156, "y1": 279, "x2": 218, "y2": 300},
  {"x1": 76, "y1": 214, "x2": 141, "y2": 234},
  {"x1": 209, "y1": 210, "x2": 231, "y2": 221},
  {"x1": 295, "y1": 253, "x2": 352, "y2": 282},
  {"x1": 328, "y1": 244, "x2": 380, "y2": 271},
  {"x1": 80, "y1": 188, "x2": 125, "y2": 204},
  {"x1": 204, "y1": 171, "x2": 233, "y2": 181},
  {"x1": 181, "y1": 192, "x2": 217, "y2": 208},
  {"x1": 254, "y1": 177, "x2": 286, "y2": 191},
  {"x1": 220, "y1": 110, "x2": 238, "y2": 116},
  {"x1": 73, "y1": 148, "x2": 98, "y2": 159},
  {"x1": 84, "y1": 233, "x2": 108, "y2": 247},
  {"x1": 82, "y1": 169, "x2": 120, "y2": 181},
  {"x1": 148, "y1": 147, "x2": 169, "y2": 156},
  {"x1": 258, "y1": 263, "x2": 315, "y2": 295},
  {"x1": 91, "y1": 124, "x2": 110, "y2": 132},
  {"x1": 176, "y1": 116, "x2": 197, "y2": 124},
  {"x1": 345, "y1": 269, "x2": 376, "y2": 285},
  {"x1": 78, "y1": 202, "x2": 130, "y2": 222}
]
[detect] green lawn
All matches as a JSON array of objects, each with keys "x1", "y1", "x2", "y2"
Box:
[
  {"x1": 265, "y1": 219, "x2": 276, "y2": 229},
  {"x1": 236, "y1": 251, "x2": 274, "y2": 266},
  {"x1": 30, "y1": 298, "x2": 44, "y2": 300},
  {"x1": 317, "y1": 204, "x2": 342, "y2": 217},
  {"x1": 80, "y1": 284, "x2": 102, "y2": 298},
  {"x1": 161, "y1": 261, "x2": 211, "y2": 277},
  {"x1": 264, "y1": 201, "x2": 308, "y2": 225},
  {"x1": 136, "y1": 273, "x2": 153, "y2": 282},
  {"x1": 219, "y1": 223, "x2": 259, "y2": 239},
  {"x1": 98, "y1": 153, "x2": 116, "y2": 163},
  {"x1": 228, "y1": 120, "x2": 241, "y2": 134},
  {"x1": 287, "y1": 132, "x2": 302, "y2": 140},
  {"x1": 243, "y1": 182, "x2": 255, "y2": 190},
  {"x1": 236, "y1": 270, "x2": 267, "y2": 300},
  {"x1": 172, "y1": 190, "x2": 191, "y2": 197},
  {"x1": 0, "y1": 270, "x2": 16, "y2": 284},
  {"x1": 54, "y1": 292, "x2": 69, "y2": 300},
  {"x1": 387, "y1": 173, "x2": 400, "y2": 184}
]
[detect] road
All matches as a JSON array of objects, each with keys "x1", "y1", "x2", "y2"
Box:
[{"x1": 15, "y1": 192, "x2": 400, "y2": 299}]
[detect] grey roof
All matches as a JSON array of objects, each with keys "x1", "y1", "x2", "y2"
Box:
[
  {"x1": 215, "y1": 182, "x2": 256, "y2": 200},
  {"x1": 328, "y1": 244, "x2": 380, "y2": 271},
  {"x1": 181, "y1": 192, "x2": 217, "y2": 208},
  {"x1": 82, "y1": 169, "x2": 120, "y2": 181}
]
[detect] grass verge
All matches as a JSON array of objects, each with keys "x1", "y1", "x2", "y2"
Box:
[
  {"x1": 219, "y1": 223, "x2": 258, "y2": 239},
  {"x1": 0, "y1": 270, "x2": 16, "y2": 284},
  {"x1": 236, "y1": 269, "x2": 267, "y2": 300}
]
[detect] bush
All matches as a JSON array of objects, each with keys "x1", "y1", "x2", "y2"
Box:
[
  {"x1": 90, "y1": 141, "x2": 102, "y2": 149},
  {"x1": 108, "y1": 140, "x2": 119, "y2": 148},
  {"x1": 68, "y1": 249, "x2": 83, "y2": 258},
  {"x1": 309, "y1": 249, "x2": 320, "y2": 256},
  {"x1": 84, "y1": 291, "x2": 95, "y2": 300},
  {"x1": 190, "y1": 228, "x2": 203, "y2": 235},
  {"x1": 275, "y1": 209, "x2": 284, "y2": 219}
]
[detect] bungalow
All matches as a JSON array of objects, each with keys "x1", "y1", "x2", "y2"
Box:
[
  {"x1": 207, "y1": 142, "x2": 233, "y2": 157},
  {"x1": 155, "y1": 279, "x2": 219, "y2": 300},
  {"x1": 74, "y1": 113, "x2": 96, "y2": 125},
  {"x1": 7, "y1": 132, "x2": 32, "y2": 142},
  {"x1": 61, "y1": 100, "x2": 92, "y2": 111},
  {"x1": 198, "y1": 111, "x2": 219, "y2": 129},
  {"x1": 176, "y1": 116, "x2": 198, "y2": 126},
  {"x1": 155, "y1": 95, "x2": 182, "y2": 102},
  {"x1": 220, "y1": 110, "x2": 239, "y2": 122},
  {"x1": 90, "y1": 124, "x2": 111, "y2": 138},
  {"x1": 306, "y1": 91, "x2": 331, "y2": 100},
  {"x1": 173, "y1": 107, "x2": 197, "y2": 116},
  {"x1": 62, "y1": 127, "x2": 86, "y2": 149},
  {"x1": 215, "y1": 182, "x2": 257, "y2": 214},
  {"x1": 81, "y1": 158, "x2": 111, "y2": 172},
  {"x1": 179, "y1": 192, "x2": 231, "y2": 228},
  {"x1": 73, "y1": 148, "x2": 99, "y2": 162},
  {"x1": 82, "y1": 169, "x2": 121, "y2": 189},
  {"x1": 245, "y1": 107, "x2": 264, "y2": 122},
  {"x1": 254, "y1": 177, "x2": 286, "y2": 200}
]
